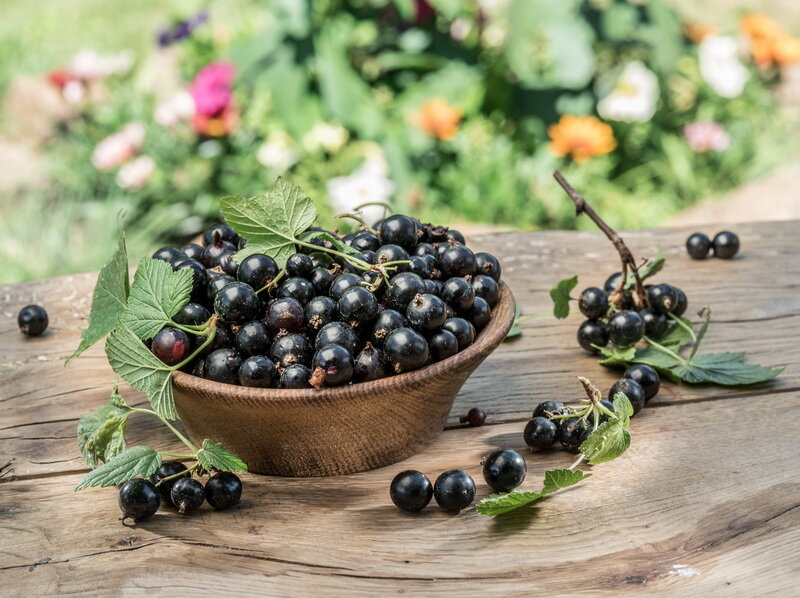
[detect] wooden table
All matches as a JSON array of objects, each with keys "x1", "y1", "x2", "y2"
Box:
[{"x1": 2, "y1": 221, "x2": 799, "y2": 596}]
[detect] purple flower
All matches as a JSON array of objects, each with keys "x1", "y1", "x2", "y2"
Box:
[{"x1": 156, "y1": 9, "x2": 208, "y2": 48}]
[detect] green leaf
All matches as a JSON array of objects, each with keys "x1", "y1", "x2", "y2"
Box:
[
  {"x1": 550, "y1": 275, "x2": 578, "y2": 319},
  {"x1": 631, "y1": 247, "x2": 664, "y2": 285},
  {"x1": 580, "y1": 418, "x2": 631, "y2": 465},
  {"x1": 541, "y1": 468, "x2": 592, "y2": 494},
  {"x1": 476, "y1": 468, "x2": 591, "y2": 516},
  {"x1": 196, "y1": 439, "x2": 248, "y2": 473},
  {"x1": 302, "y1": 229, "x2": 360, "y2": 255},
  {"x1": 505, "y1": 302, "x2": 524, "y2": 340},
  {"x1": 674, "y1": 353, "x2": 782, "y2": 386},
  {"x1": 75, "y1": 446, "x2": 162, "y2": 490},
  {"x1": 119, "y1": 258, "x2": 194, "y2": 341},
  {"x1": 222, "y1": 178, "x2": 318, "y2": 268},
  {"x1": 597, "y1": 344, "x2": 636, "y2": 366},
  {"x1": 611, "y1": 392, "x2": 633, "y2": 426},
  {"x1": 77, "y1": 385, "x2": 133, "y2": 468},
  {"x1": 68, "y1": 228, "x2": 129, "y2": 361},
  {"x1": 660, "y1": 317, "x2": 694, "y2": 348},
  {"x1": 105, "y1": 325, "x2": 176, "y2": 420}
]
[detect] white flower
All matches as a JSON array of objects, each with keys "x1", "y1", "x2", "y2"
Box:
[
  {"x1": 154, "y1": 91, "x2": 195, "y2": 127},
  {"x1": 69, "y1": 49, "x2": 133, "y2": 80},
  {"x1": 302, "y1": 122, "x2": 349, "y2": 154},
  {"x1": 450, "y1": 18, "x2": 472, "y2": 42},
  {"x1": 256, "y1": 131, "x2": 298, "y2": 174},
  {"x1": 327, "y1": 156, "x2": 394, "y2": 222},
  {"x1": 698, "y1": 36, "x2": 749, "y2": 98},
  {"x1": 116, "y1": 156, "x2": 155, "y2": 189},
  {"x1": 597, "y1": 61, "x2": 659, "y2": 123},
  {"x1": 62, "y1": 80, "x2": 86, "y2": 105}
]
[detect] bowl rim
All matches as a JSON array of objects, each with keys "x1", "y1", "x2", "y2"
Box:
[{"x1": 173, "y1": 283, "x2": 515, "y2": 402}]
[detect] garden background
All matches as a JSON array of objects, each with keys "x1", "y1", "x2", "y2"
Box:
[{"x1": 1, "y1": 0, "x2": 798, "y2": 284}]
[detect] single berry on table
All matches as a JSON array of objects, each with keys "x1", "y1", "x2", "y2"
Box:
[
  {"x1": 578, "y1": 287, "x2": 609, "y2": 320},
  {"x1": 311, "y1": 344, "x2": 354, "y2": 387},
  {"x1": 151, "y1": 327, "x2": 192, "y2": 366},
  {"x1": 235, "y1": 321, "x2": 272, "y2": 356},
  {"x1": 354, "y1": 343, "x2": 388, "y2": 382},
  {"x1": 17, "y1": 305, "x2": 49, "y2": 337},
  {"x1": 205, "y1": 472, "x2": 243, "y2": 510},
  {"x1": 433, "y1": 470, "x2": 476, "y2": 513},
  {"x1": 265, "y1": 298, "x2": 305, "y2": 333},
  {"x1": 118, "y1": 479, "x2": 161, "y2": 523},
  {"x1": 214, "y1": 282, "x2": 261, "y2": 324},
  {"x1": 607, "y1": 310, "x2": 644, "y2": 347},
  {"x1": 429, "y1": 329, "x2": 459, "y2": 362},
  {"x1": 577, "y1": 320, "x2": 609, "y2": 353},
  {"x1": 524, "y1": 417, "x2": 558, "y2": 451},
  {"x1": 238, "y1": 355, "x2": 278, "y2": 388},
  {"x1": 270, "y1": 333, "x2": 312, "y2": 368},
  {"x1": 150, "y1": 461, "x2": 190, "y2": 502},
  {"x1": 609, "y1": 378, "x2": 646, "y2": 415},
  {"x1": 280, "y1": 364, "x2": 312, "y2": 388},
  {"x1": 482, "y1": 448, "x2": 527, "y2": 493},
  {"x1": 170, "y1": 477, "x2": 205, "y2": 514},
  {"x1": 406, "y1": 293, "x2": 447, "y2": 331},
  {"x1": 460, "y1": 407, "x2": 487, "y2": 427},
  {"x1": 205, "y1": 348, "x2": 243, "y2": 385},
  {"x1": 384, "y1": 327, "x2": 429, "y2": 373},
  {"x1": 686, "y1": 233, "x2": 711, "y2": 260},
  {"x1": 315, "y1": 321, "x2": 359, "y2": 355},
  {"x1": 623, "y1": 364, "x2": 660, "y2": 400},
  {"x1": 237, "y1": 254, "x2": 279, "y2": 290},
  {"x1": 338, "y1": 286, "x2": 379, "y2": 325},
  {"x1": 390, "y1": 470, "x2": 433, "y2": 513},
  {"x1": 712, "y1": 231, "x2": 740, "y2": 259}
]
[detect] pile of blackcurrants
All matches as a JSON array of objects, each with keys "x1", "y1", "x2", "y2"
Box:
[
  {"x1": 151, "y1": 215, "x2": 503, "y2": 389},
  {"x1": 523, "y1": 364, "x2": 660, "y2": 452},
  {"x1": 118, "y1": 463, "x2": 242, "y2": 523}
]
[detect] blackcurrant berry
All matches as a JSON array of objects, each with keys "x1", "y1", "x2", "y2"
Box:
[
  {"x1": 447, "y1": 229, "x2": 465, "y2": 244},
  {"x1": 604, "y1": 272, "x2": 623, "y2": 294},
  {"x1": 439, "y1": 245, "x2": 476, "y2": 278},
  {"x1": 198, "y1": 324, "x2": 233, "y2": 357},
  {"x1": 532, "y1": 400, "x2": 569, "y2": 420},
  {"x1": 181, "y1": 243, "x2": 205, "y2": 261},
  {"x1": 370, "y1": 309, "x2": 408, "y2": 347},
  {"x1": 385, "y1": 272, "x2": 426, "y2": 311},
  {"x1": 354, "y1": 343, "x2": 388, "y2": 382},
  {"x1": 311, "y1": 344, "x2": 354, "y2": 387},
  {"x1": 384, "y1": 327, "x2": 429, "y2": 373},
  {"x1": 482, "y1": 448, "x2": 527, "y2": 493},
  {"x1": 465, "y1": 296, "x2": 491, "y2": 331},
  {"x1": 424, "y1": 223, "x2": 449, "y2": 243},
  {"x1": 413, "y1": 242, "x2": 437, "y2": 258},
  {"x1": 423, "y1": 279, "x2": 440, "y2": 295},
  {"x1": 214, "y1": 282, "x2": 261, "y2": 324},
  {"x1": 442, "y1": 317, "x2": 475, "y2": 351},
  {"x1": 433, "y1": 470, "x2": 476, "y2": 513},
  {"x1": 647, "y1": 283, "x2": 678, "y2": 315},
  {"x1": 524, "y1": 417, "x2": 558, "y2": 451},
  {"x1": 237, "y1": 254, "x2": 279, "y2": 290},
  {"x1": 623, "y1": 364, "x2": 660, "y2": 400},
  {"x1": 201, "y1": 237, "x2": 237, "y2": 269},
  {"x1": 203, "y1": 224, "x2": 238, "y2": 246},
  {"x1": 471, "y1": 274, "x2": 500, "y2": 308},
  {"x1": 150, "y1": 461, "x2": 190, "y2": 502},
  {"x1": 350, "y1": 231, "x2": 380, "y2": 252},
  {"x1": 639, "y1": 309, "x2": 669, "y2": 339},
  {"x1": 280, "y1": 364, "x2": 312, "y2": 388},
  {"x1": 265, "y1": 297, "x2": 305, "y2": 333},
  {"x1": 305, "y1": 296, "x2": 337, "y2": 331},
  {"x1": 375, "y1": 244, "x2": 411, "y2": 271},
  {"x1": 151, "y1": 327, "x2": 192, "y2": 366},
  {"x1": 406, "y1": 293, "x2": 447, "y2": 331},
  {"x1": 361, "y1": 249, "x2": 378, "y2": 265},
  {"x1": 277, "y1": 277, "x2": 315, "y2": 305},
  {"x1": 170, "y1": 477, "x2": 205, "y2": 514},
  {"x1": 408, "y1": 256, "x2": 432, "y2": 279},
  {"x1": 309, "y1": 251, "x2": 335, "y2": 269},
  {"x1": 238, "y1": 355, "x2": 278, "y2": 388},
  {"x1": 286, "y1": 253, "x2": 313, "y2": 279},
  {"x1": 218, "y1": 252, "x2": 239, "y2": 277},
  {"x1": 379, "y1": 215, "x2": 419, "y2": 249},
  {"x1": 607, "y1": 310, "x2": 644, "y2": 347},
  {"x1": 577, "y1": 320, "x2": 608, "y2": 353},
  {"x1": 17, "y1": 305, "x2": 48, "y2": 337},
  {"x1": 329, "y1": 273, "x2": 363, "y2": 301},
  {"x1": 271, "y1": 333, "x2": 312, "y2": 368},
  {"x1": 429, "y1": 328, "x2": 459, "y2": 361},
  {"x1": 207, "y1": 273, "x2": 235, "y2": 304},
  {"x1": 578, "y1": 287, "x2": 609, "y2": 320},
  {"x1": 440, "y1": 278, "x2": 474, "y2": 311},
  {"x1": 686, "y1": 233, "x2": 711, "y2": 260},
  {"x1": 235, "y1": 321, "x2": 272, "y2": 356},
  {"x1": 390, "y1": 470, "x2": 433, "y2": 513},
  {"x1": 460, "y1": 407, "x2": 487, "y2": 427},
  {"x1": 558, "y1": 417, "x2": 588, "y2": 452},
  {"x1": 712, "y1": 231, "x2": 739, "y2": 259},
  {"x1": 152, "y1": 246, "x2": 183, "y2": 262},
  {"x1": 173, "y1": 258, "x2": 207, "y2": 299},
  {"x1": 205, "y1": 472, "x2": 242, "y2": 510},
  {"x1": 118, "y1": 478, "x2": 161, "y2": 523},
  {"x1": 338, "y1": 286, "x2": 379, "y2": 325},
  {"x1": 205, "y1": 348, "x2": 243, "y2": 385},
  {"x1": 310, "y1": 267, "x2": 335, "y2": 296},
  {"x1": 609, "y1": 378, "x2": 646, "y2": 415},
  {"x1": 475, "y1": 252, "x2": 502, "y2": 282},
  {"x1": 315, "y1": 321, "x2": 359, "y2": 354},
  {"x1": 173, "y1": 302, "x2": 211, "y2": 327},
  {"x1": 673, "y1": 287, "x2": 688, "y2": 317}
]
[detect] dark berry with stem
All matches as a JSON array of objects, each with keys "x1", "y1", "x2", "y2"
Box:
[
  {"x1": 577, "y1": 320, "x2": 608, "y2": 353},
  {"x1": 214, "y1": 282, "x2": 261, "y2": 324},
  {"x1": 408, "y1": 256, "x2": 432, "y2": 279},
  {"x1": 433, "y1": 470, "x2": 475, "y2": 513},
  {"x1": 390, "y1": 470, "x2": 433, "y2": 513},
  {"x1": 423, "y1": 279, "x2": 440, "y2": 295},
  {"x1": 375, "y1": 244, "x2": 410, "y2": 271},
  {"x1": 439, "y1": 245, "x2": 476, "y2": 278},
  {"x1": 151, "y1": 327, "x2": 192, "y2": 366},
  {"x1": 639, "y1": 309, "x2": 669, "y2": 339},
  {"x1": 370, "y1": 309, "x2": 407, "y2": 347},
  {"x1": 173, "y1": 258, "x2": 207, "y2": 298},
  {"x1": 442, "y1": 317, "x2": 475, "y2": 351},
  {"x1": 447, "y1": 229, "x2": 465, "y2": 244},
  {"x1": 199, "y1": 324, "x2": 233, "y2": 357},
  {"x1": 205, "y1": 349, "x2": 243, "y2": 385},
  {"x1": 475, "y1": 252, "x2": 502, "y2": 281},
  {"x1": 558, "y1": 417, "x2": 588, "y2": 452},
  {"x1": 280, "y1": 364, "x2": 312, "y2": 388},
  {"x1": 270, "y1": 333, "x2": 312, "y2": 368},
  {"x1": 460, "y1": 407, "x2": 487, "y2": 427},
  {"x1": 305, "y1": 296, "x2": 337, "y2": 331},
  {"x1": 201, "y1": 237, "x2": 237, "y2": 269},
  {"x1": 712, "y1": 231, "x2": 739, "y2": 259},
  {"x1": 309, "y1": 251, "x2": 335, "y2": 269},
  {"x1": 441, "y1": 277, "x2": 474, "y2": 311},
  {"x1": 385, "y1": 272, "x2": 425, "y2": 311},
  {"x1": 379, "y1": 215, "x2": 419, "y2": 249},
  {"x1": 609, "y1": 378, "x2": 646, "y2": 415},
  {"x1": 207, "y1": 273, "x2": 235, "y2": 304},
  {"x1": 329, "y1": 273, "x2": 362, "y2": 301},
  {"x1": 429, "y1": 329, "x2": 459, "y2": 361},
  {"x1": 524, "y1": 417, "x2": 558, "y2": 451},
  {"x1": 532, "y1": 400, "x2": 568, "y2": 419},
  {"x1": 361, "y1": 249, "x2": 377, "y2": 265},
  {"x1": 604, "y1": 272, "x2": 623, "y2": 294},
  {"x1": 205, "y1": 472, "x2": 242, "y2": 510},
  {"x1": 465, "y1": 296, "x2": 491, "y2": 331},
  {"x1": 311, "y1": 344, "x2": 354, "y2": 387},
  {"x1": 265, "y1": 298, "x2": 305, "y2": 333},
  {"x1": 238, "y1": 355, "x2": 278, "y2": 388},
  {"x1": 623, "y1": 364, "x2": 660, "y2": 400},
  {"x1": 608, "y1": 310, "x2": 644, "y2": 347},
  {"x1": 277, "y1": 277, "x2": 315, "y2": 305},
  {"x1": 203, "y1": 224, "x2": 238, "y2": 246},
  {"x1": 235, "y1": 321, "x2": 271, "y2": 356},
  {"x1": 310, "y1": 267, "x2": 335, "y2": 296},
  {"x1": 150, "y1": 461, "x2": 190, "y2": 502},
  {"x1": 338, "y1": 286, "x2": 379, "y2": 325},
  {"x1": 173, "y1": 302, "x2": 210, "y2": 327},
  {"x1": 384, "y1": 327, "x2": 429, "y2": 373},
  {"x1": 413, "y1": 242, "x2": 437, "y2": 258},
  {"x1": 673, "y1": 287, "x2": 688, "y2": 317},
  {"x1": 406, "y1": 293, "x2": 447, "y2": 331},
  {"x1": 182, "y1": 243, "x2": 204, "y2": 261},
  {"x1": 686, "y1": 233, "x2": 711, "y2": 260},
  {"x1": 170, "y1": 477, "x2": 205, "y2": 514},
  {"x1": 17, "y1": 305, "x2": 48, "y2": 337},
  {"x1": 118, "y1": 479, "x2": 161, "y2": 523},
  {"x1": 482, "y1": 448, "x2": 527, "y2": 493},
  {"x1": 350, "y1": 231, "x2": 380, "y2": 252},
  {"x1": 237, "y1": 254, "x2": 279, "y2": 290},
  {"x1": 286, "y1": 253, "x2": 313, "y2": 279},
  {"x1": 152, "y1": 246, "x2": 183, "y2": 262},
  {"x1": 218, "y1": 252, "x2": 239, "y2": 277},
  {"x1": 647, "y1": 284, "x2": 679, "y2": 315},
  {"x1": 471, "y1": 274, "x2": 500, "y2": 308},
  {"x1": 354, "y1": 343, "x2": 388, "y2": 382},
  {"x1": 578, "y1": 287, "x2": 609, "y2": 320},
  {"x1": 315, "y1": 321, "x2": 359, "y2": 354}
]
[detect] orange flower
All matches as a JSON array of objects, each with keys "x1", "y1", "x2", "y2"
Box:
[
  {"x1": 548, "y1": 115, "x2": 617, "y2": 163},
  {"x1": 685, "y1": 22, "x2": 717, "y2": 44},
  {"x1": 740, "y1": 13, "x2": 800, "y2": 67},
  {"x1": 772, "y1": 35, "x2": 800, "y2": 66},
  {"x1": 412, "y1": 98, "x2": 462, "y2": 141},
  {"x1": 741, "y1": 14, "x2": 784, "y2": 41},
  {"x1": 192, "y1": 104, "x2": 238, "y2": 137}
]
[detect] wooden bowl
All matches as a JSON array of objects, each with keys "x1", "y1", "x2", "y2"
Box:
[{"x1": 173, "y1": 284, "x2": 515, "y2": 477}]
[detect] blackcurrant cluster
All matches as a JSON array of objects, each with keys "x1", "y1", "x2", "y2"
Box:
[
  {"x1": 17, "y1": 304, "x2": 49, "y2": 337},
  {"x1": 686, "y1": 231, "x2": 740, "y2": 260},
  {"x1": 117, "y1": 463, "x2": 242, "y2": 523},
  {"x1": 152, "y1": 215, "x2": 503, "y2": 389},
  {"x1": 576, "y1": 273, "x2": 689, "y2": 355},
  {"x1": 523, "y1": 364, "x2": 660, "y2": 452}
]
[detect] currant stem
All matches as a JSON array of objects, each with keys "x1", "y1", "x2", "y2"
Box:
[
  {"x1": 130, "y1": 407, "x2": 200, "y2": 453},
  {"x1": 295, "y1": 239, "x2": 371, "y2": 271},
  {"x1": 256, "y1": 269, "x2": 286, "y2": 295},
  {"x1": 169, "y1": 318, "x2": 218, "y2": 372},
  {"x1": 642, "y1": 335, "x2": 686, "y2": 364},
  {"x1": 668, "y1": 313, "x2": 697, "y2": 343},
  {"x1": 155, "y1": 463, "x2": 199, "y2": 487},
  {"x1": 157, "y1": 452, "x2": 195, "y2": 459},
  {"x1": 568, "y1": 454, "x2": 586, "y2": 471}
]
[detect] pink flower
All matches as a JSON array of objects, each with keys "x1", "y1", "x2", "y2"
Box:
[
  {"x1": 91, "y1": 122, "x2": 146, "y2": 170},
  {"x1": 683, "y1": 121, "x2": 731, "y2": 153},
  {"x1": 117, "y1": 156, "x2": 155, "y2": 189},
  {"x1": 189, "y1": 61, "x2": 235, "y2": 117}
]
